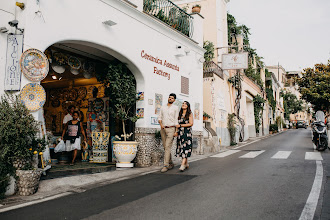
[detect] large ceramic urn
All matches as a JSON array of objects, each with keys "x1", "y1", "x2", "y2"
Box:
[{"x1": 113, "y1": 141, "x2": 138, "y2": 168}]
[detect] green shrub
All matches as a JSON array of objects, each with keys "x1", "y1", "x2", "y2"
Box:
[
  {"x1": 0, "y1": 94, "x2": 45, "y2": 199},
  {"x1": 269, "y1": 124, "x2": 278, "y2": 133}
]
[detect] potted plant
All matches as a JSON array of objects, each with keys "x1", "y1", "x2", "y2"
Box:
[
  {"x1": 96, "y1": 61, "x2": 140, "y2": 168},
  {"x1": 192, "y1": 4, "x2": 201, "y2": 13},
  {"x1": 0, "y1": 94, "x2": 46, "y2": 196},
  {"x1": 203, "y1": 111, "x2": 212, "y2": 121}
]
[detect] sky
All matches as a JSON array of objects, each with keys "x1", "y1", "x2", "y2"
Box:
[{"x1": 227, "y1": 0, "x2": 330, "y2": 71}]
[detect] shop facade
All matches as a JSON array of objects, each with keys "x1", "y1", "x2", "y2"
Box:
[{"x1": 0, "y1": 0, "x2": 205, "y2": 168}]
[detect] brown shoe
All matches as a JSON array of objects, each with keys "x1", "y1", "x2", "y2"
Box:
[
  {"x1": 161, "y1": 166, "x2": 169, "y2": 173},
  {"x1": 168, "y1": 163, "x2": 174, "y2": 170}
]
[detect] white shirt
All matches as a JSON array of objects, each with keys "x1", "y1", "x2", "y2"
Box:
[
  {"x1": 158, "y1": 104, "x2": 179, "y2": 127},
  {"x1": 63, "y1": 113, "x2": 79, "y2": 124}
]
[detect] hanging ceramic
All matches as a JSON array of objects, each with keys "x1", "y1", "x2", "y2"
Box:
[
  {"x1": 61, "y1": 100, "x2": 76, "y2": 111},
  {"x1": 83, "y1": 71, "x2": 92, "y2": 79},
  {"x1": 97, "y1": 85, "x2": 105, "y2": 98},
  {"x1": 82, "y1": 60, "x2": 95, "y2": 73},
  {"x1": 92, "y1": 98, "x2": 104, "y2": 112},
  {"x1": 77, "y1": 87, "x2": 87, "y2": 100},
  {"x1": 70, "y1": 68, "x2": 80, "y2": 75},
  {"x1": 51, "y1": 99, "x2": 61, "y2": 108},
  {"x1": 20, "y1": 83, "x2": 46, "y2": 111},
  {"x1": 68, "y1": 88, "x2": 78, "y2": 101},
  {"x1": 51, "y1": 63, "x2": 65, "y2": 74},
  {"x1": 81, "y1": 100, "x2": 89, "y2": 109},
  {"x1": 88, "y1": 112, "x2": 97, "y2": 121},
  {"x1": 53, "y1": 52, "x2": 67, "y2": 66},
  {"x1": 87, "y1": 86, "x2": 96, "y2": 99},
  {"x1": 68, "y1": 56, "x2": 81, "y2": 69},
  {"x1": 20, "y1": 49, "x2": 49, "y2": 82}
]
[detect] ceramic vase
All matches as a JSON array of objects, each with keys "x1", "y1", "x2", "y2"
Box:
[{"x1": 113, "y1": 141, "x2": 138, "y2": 168}]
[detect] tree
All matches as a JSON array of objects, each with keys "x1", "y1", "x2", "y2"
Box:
[
  {"x1": 297, "y1": 61, "x2": 330, "y2": 111},
  {"x1": 280, "y1": 90, "x2": 303, "y2": 120},
  {"x1": 96, "y1": 61, "x2": 139, "y2": 141}
]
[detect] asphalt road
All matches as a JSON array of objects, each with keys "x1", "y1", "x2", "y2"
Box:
[{"x1": 1, "y1": 128, "x2": 329, "y2": 220}]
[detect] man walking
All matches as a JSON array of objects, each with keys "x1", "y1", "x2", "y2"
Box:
[{"x1": 158, "y1": 93, "x2": 179, "y2": 173}]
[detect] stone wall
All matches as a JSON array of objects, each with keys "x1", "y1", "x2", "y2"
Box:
[{"x1": 135, "y1": 128, "x2": 203, "y2": 167}]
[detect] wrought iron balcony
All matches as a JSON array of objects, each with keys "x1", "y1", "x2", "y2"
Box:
[
  {"x1": 143, "y1": 0, "x2": 193, "y2": 37},
  {"x1": 203, "y1": 61, "x2": 224, "y2": 79}
]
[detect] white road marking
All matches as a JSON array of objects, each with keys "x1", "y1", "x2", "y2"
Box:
[
  {"x1": 299, "y1": 161, "x2": 323, "y2": 220},
  {"x1": 211, "y1": 150, "x2": 241, "y2": 158},
  {"x1": 232, "y1": 140, "x2": 260, "y2": 149},
  {"x1": 271, "y1": 151, "x2": 292, "y2": 159},
  {"x1": 305, "y1": 152, "x2": 323, "y2": 161},
  {"x1": 0, "y1": 192, "x2": 72, "y2": 213},
  {"x1": 239, "y1": 150, "x2": 265, "y2": 158}
]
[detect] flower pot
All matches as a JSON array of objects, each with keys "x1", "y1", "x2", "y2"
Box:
[
  {"x1": 16, "y1": 169, "x2": 42, "y2": 196},
  {"x1": 113, "y1": 141, "x2": 138, "y2": 168},
  {"x1": 203, "y1": 116, "x2": 209, "y2": 121},
  {"x1": 192, "y1": 6, "x2": 201, "y2": 13}
]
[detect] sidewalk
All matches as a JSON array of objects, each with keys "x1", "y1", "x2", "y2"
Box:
[{"x1": 0, "y1": 132, "x2": 280, "y2": 211}]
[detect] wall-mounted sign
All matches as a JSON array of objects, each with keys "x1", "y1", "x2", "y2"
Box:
[
  {"x1": 222, "y1": 52, "x2": 248, "y2": 70},
  {"x1": 5, "y1": 35, "x2": 23, "y2": 91}
]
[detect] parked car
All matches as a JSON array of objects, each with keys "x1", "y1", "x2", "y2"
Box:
[{"x1": 296, "y1": 120, "x2": 307, "y2": 129}]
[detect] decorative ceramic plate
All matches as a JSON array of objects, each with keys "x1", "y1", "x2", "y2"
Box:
[
  {"x1": 70, "y1": 68, "x2": 80, "y2": 75},
  {"x1": 53, "y1": 52, "x2": 67, "y2": 66},
  {"x1": 20, "y1": 49, "x2": 49, "y2": 82},
  {"x1": 77, "y1": 87, "x2": 87, "y2": 100},
  {"x1": 20, "y1": 83, "x2": 46, "y2": 111},
  {"x1": 92, "y1": 98, "x2": 104, "y2": 112},
  {"x1": 51, "y1": 99, "x2": 61, "y2": 108},
  {"x1": 68, "y1": 56, "x2": 81, "y2": 69},
  {"x1": 51, "y1": 63, "x2": 65, "y2": 74},
  {"x1": 80, "y1": 100, "x2": 89, "y2": 109},
  {"x1": 97, "y1": 85, "x2": 105, "y2": 98},
  {"x1": 62, "y1": 101, "x2": 76, "y2": 111},
  {"x1": 87, "y1": 86, "x2": 96, "y2": 99},
  {"x1": 82, "y1": 61, "x2": 95, "y2": 73},
  {"x1": 88, "y1": 112, "x2": 97, "y2": 121},
  {"x1": 68, "y1": 88, "x2": 78, "y2": 101},
  {"x1": 97, "y1": 111, "x2": 108, "y2": 122}
]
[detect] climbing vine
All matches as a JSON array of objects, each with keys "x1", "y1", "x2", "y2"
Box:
[{"x1": 253, "y1": 95, "x2": 265, "y2": 134}]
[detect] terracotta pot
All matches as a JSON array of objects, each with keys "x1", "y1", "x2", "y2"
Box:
[
  {"x1": 113, "y1": 141, "x2": 138, "y2": 168},
  {"x1": 192, "y1": 6, "x2": 201, "y2": 13},
  {"x1": 203, "y1": 116, "x2": 209, "y2": 121}
]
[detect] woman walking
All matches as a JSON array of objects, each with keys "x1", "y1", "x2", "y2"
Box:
[
  {"x1": 175, "y1": 101, "x2": 194, "y2": 172},
  {"x1": 61, "y1": 111, "x2": 87, "y2": 165}
]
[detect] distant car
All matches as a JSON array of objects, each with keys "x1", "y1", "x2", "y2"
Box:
[{"x1": 296, "y1": 120, "x2": 307, "y2": 129}]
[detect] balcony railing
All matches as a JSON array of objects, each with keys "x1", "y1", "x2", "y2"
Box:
[
  {"x1": 203, "y1": 61, "x2": 224, "y2": 79},
  {"x1": 143, "y1": 0, "x2": 193, "y2": 37}
]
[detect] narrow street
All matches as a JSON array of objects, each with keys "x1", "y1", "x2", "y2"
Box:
[{"x1": 1, "y1": 129, "x2": 329, "y2": 220}]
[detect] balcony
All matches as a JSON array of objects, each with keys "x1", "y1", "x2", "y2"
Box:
[
  {"x1": 203, "y1": 61, "x2": 224, "y2": 79},
  {"x1": 143, "y1": 0, "x2": 193, "y2": 37}
]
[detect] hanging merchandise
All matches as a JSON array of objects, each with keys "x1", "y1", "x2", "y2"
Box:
[
  {"x1": 20, "y1": 83, "x2": 46, "y2": 111},
  {"x1": 20, "y1": 48, "x2": 49, "y2": 82},
  {"x1": 77, "y1": 87, "x2": 87, "y2": 100},
  {"x1": 53, "y1": 52, "x2": 67, "y2": 66},
  {"x1": 68, "y1": 56, "x2": 81, "y2": 69},
  {"x1": 97, "y1": 85, "x2": 105, "y2": 98}
]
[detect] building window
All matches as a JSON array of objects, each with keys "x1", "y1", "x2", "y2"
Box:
[{"x1": 181, "y1": 76, "x2": 189, "y2": 95}]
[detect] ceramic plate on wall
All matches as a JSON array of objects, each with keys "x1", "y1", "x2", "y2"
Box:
[
  {"x1": 68, "y1": 56, "x2": 81, "y2": 69},
  {"x1": 51, "y1": 63, "x2": 65, "y2": 74},
  {"x1": 20, "y1": 83, "x2": 46, "y2": 111},
  {"x1": 77, "y1": 87, "x2": 87, "y2": 100},
  {"x1": 20, "y1": 49, "x2": 49, "y2": 82}
]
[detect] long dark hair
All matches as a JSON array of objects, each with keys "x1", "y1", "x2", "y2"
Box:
[{"x1": 178, "y1": 101, "x2": 192, "y2": 121}]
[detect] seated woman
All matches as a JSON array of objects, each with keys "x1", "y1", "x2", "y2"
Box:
[{"x1": 61, "y1": 111, "x2": 87, "y2": 165}]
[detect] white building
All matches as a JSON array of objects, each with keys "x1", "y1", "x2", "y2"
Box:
[{"x1": 0, "y1": 0, "x2": 205, "y2": 169}]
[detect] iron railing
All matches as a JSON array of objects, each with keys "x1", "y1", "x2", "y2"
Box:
[
  {"x1": 143, "y1": 0, "x2": 193, "y2": 38},
  {"x1": 203, "y1": 61, "x2": 224, "y2": 79}
]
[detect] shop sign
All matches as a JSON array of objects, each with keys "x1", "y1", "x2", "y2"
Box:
[
  {"x1": 222, "y1": 52, "x2": 248, "y2": 70},
  {"x1": 5, "y1": 35, "x2": 23, "y2": 91},
  {"x1": 141, "y1": 50, "x2": 180, "y2": 80}
]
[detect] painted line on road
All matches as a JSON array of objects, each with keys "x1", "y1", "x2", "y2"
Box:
[
  {"x1": 305, "y1": 152, "x2": 323, "y2": 161},
  {"x1": 211, "y1": 150, "x2": 241, "y2": 158},
  {"x1": 271, "y1": 151, "x2": 292, "y2": 159},
  {"x1": 299, "y1": 161, "x2": 323, "y2": 220},
  {"x1": 0, "y1": 192, "x2": 72, "y2": 213},
  {"x1": 239, "y1": 150, "x2": 265, "y2": 158},
  {"x1": 232, "y1": 140, "x2": 260, "y2": 149}
]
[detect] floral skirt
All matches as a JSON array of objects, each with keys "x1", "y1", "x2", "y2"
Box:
[{"x1": 176, "y1": 128, "x2": 192, "y2": 158}]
